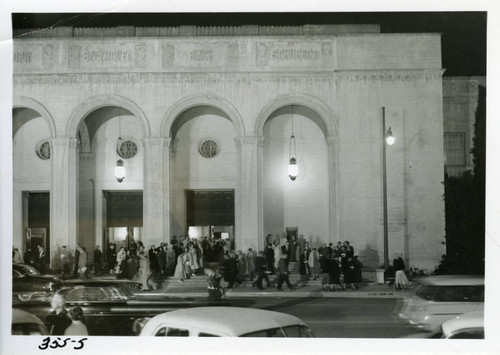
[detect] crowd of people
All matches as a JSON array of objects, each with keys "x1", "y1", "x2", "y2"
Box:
[{"x1": 13, "y1": 233, "x2": 366, "y2": 291}]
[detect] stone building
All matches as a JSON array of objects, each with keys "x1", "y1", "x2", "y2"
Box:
[{"x1": 12, "y1": 24, "x2": 447, "y2": 270}]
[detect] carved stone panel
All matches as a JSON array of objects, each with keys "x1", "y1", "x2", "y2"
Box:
[
  {"x1": 162, "y1": 43, "x2": 175, "y2": 68},
  {"x1": 14, "y1": 44, "x2": 43, "y2": 69}
]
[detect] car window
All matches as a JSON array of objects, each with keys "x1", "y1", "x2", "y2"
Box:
[
  {"x1": 63, "y1": 286, "x2": 129, "y2": 301},
  {"x1": 416, "y1": 285, "x2": 484, "y2": 302},
  {"x1": 198, "y1": 333, "x2": 220, "y2": 337},
  {"x1": 16, "y1": 265, "x2": 39, "y2": 275},
  {"x1": 155, "y1": 327, "x2": 189, "y2": 337},
  {"x1": 448, "y1": 329, "x2": 484, "y2": 339},
  {"x1": 281, "y1": 325, "x2": 314, "y2": 338},
  {"x1": 241, "y1": 327, "x2": 286, "y2": 337},
  {"x1": 12, "y1": 323, "x2": 47, "y2": 335}
]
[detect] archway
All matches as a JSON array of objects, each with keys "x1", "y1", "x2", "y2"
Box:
[
  {"x1": 257, "y1": 94, "x2": 339, "y2": 249},
  {"x1": 163, "y1": 95, "x2": 244, "y2": 249}
]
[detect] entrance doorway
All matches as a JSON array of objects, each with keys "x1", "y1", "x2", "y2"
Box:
[
  {"x1": 23, "y1": 192, "x2": 50, "y2": 269},
  {"x1": 185, "y1": 189, "x2": 235, "y2": 247},
  {"x1": 103, "y1": 191, "x2": 143, "y2": 259}
]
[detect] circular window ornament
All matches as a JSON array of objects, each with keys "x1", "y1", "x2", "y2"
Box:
[
  {"x1": 198, "y1": 138, "x2": 219, "y2": 159},
  {"x1": 35, "y1": 140, "x2": 50, "y2": 160},
  {"x1": 117, "y1": 139, "x2": 138, "y2": 159}
]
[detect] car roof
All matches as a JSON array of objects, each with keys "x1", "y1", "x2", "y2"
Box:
[
  {"x1": 417, "y1": 275, "x2": 484, "y2": 286},
  {"x1": 441, "y1": 311, "x2": 484, "y2": 335},
  {"x1": 12, "y1": 308, "x2": 44, "y2": 325},
  {"x1": 64, "y1": 280, "x2": 140, "y2": 287},
  {"x1": 142, "y1": 307, "x2": 304, "y2": 336}
]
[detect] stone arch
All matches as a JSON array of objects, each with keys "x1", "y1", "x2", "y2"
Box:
[
  {"x1": 255, "y1": 93, "x2": 338, "y2": 138},
  {"x1": 161, "y1": 93, "x2": 245, "y2": 138},
  {"x1": 13, "y1": 96, "x2": 57, "y2": 138},
  {"x1": 66, "y1": 94, "x2": 151, "y2": 138}
]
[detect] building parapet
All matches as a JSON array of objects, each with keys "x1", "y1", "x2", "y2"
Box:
[{"x1": 14, "y1": 24, "x2": 382, "y2": 38}]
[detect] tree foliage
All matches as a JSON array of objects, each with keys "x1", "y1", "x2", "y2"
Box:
[{"x1": 436, "y1": 85, "x2": 486, "y2": 275}]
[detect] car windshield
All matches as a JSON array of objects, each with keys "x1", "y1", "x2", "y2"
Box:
[
  {"x1": 61, "y1": 285, "x2": 134, "y2": 302},
  {"x1": 415, "y1": 285, "x2": 484, "y2": 302}
]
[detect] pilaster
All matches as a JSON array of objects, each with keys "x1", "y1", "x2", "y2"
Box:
[
  {"x1": 49, "y1": 137, "x2": 79, "y2": 268},
  {"x1": 235, "y1": 136, "x2": 264, "y2": 251},
  {"x1": 143, "y1": 137, "x2": 170, "y2": 247}
]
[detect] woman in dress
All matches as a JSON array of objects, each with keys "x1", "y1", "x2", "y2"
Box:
[
  {"x1": 188, "y1": 243, "x2": 200, "y2": 272},
  {"x1": 116, "y1": 247, "x2": 127, "y2": 275},
  {"x1": 172, "y1": 248, "x2": 188, "y2": 281},
  {"x1": 273, "y1": 241, "x2": 281, "y2": 272},
  {"x1": 237, "y1": 250, "x2": 248, "y2": 281},
  {"x1": 165, "y1": 245, "x2": 176, "y2": 276},
  {"x1": 299, "y1": 249, "x2": 310, "y2": 287},
  {"x1": 136, "y1": 250, "x2": 157, "y2": 291}
]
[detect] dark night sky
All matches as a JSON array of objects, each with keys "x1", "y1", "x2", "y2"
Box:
[{"x1": 11, "y1": 12, "x2": 487, "y2": 76}]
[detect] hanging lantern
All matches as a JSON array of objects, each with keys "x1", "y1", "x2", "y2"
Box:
[
  {"x1": 288, "y1": 155, "x2": 298, "y2": 181},
  {"x1": 288, "y1": 105, "x2": 298, "y2": 181},
  {"x1": 385, "y1": 126, "x2": 395, "y2": 145},
  {"x1": 115, "y1": 108, "x2": 126, "y2": 183},
  {"x1": 115, "y1": 159, "x2": 125, "y2": 183}
]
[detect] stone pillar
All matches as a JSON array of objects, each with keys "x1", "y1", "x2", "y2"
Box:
[
  {"x1": 143, "y1": 137, "x2": 169, "y2": 247},
  {"x1": 50, "y1": 137, "x2": 79, "y2": 269},
  {"x1": 326, "y1": 136, "x2": 339, "y2": 244},
  {"x1": 235, "y1": 136, "x2": 263, "y2": 252}
]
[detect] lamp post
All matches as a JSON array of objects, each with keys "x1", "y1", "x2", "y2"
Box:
[{"x1": 382, "y1": 107, "x2": 395, "y2": 269}]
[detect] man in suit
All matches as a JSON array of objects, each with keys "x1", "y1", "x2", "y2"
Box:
[
  {"x1": 37, "y1": 245, "x2": 46, "y2": 274},
  {"x1": 94, "y1": 245, "x2": 102, "y2": 276},
  {"x1": 252, "y1": 251, "x2": 271, "y2": 290},
  {"x1": 276, "y1": 253, "x2": 294, "y2": 291}
]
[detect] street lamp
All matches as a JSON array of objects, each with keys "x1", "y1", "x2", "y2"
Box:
[{"x1": 382, "y1": 107, "x2": 394, "y2": 270}]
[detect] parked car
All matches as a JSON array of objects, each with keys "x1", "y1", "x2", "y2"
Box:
[
  {"x1": 16, "y1": 280, "x2": 250, "y2": 335},
  {"x1": 399, "y1": 275, "x2": 484, "y2": 331},
  {"x1": 12, "y1": 308, "x2": 48, "y2": 335},
  {"x1": 139, "y1": 307, "x2": 314, "y2": 337},
  {"x1": 405, "y1": 311, "x2": 484, "y2": 339},
  {"x1": 12, "y1": 263, "x2": 64, "y2": 302}
]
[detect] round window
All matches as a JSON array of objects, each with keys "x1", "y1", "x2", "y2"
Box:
[
  {"x1": 35, "y1": 140, "x2": 50, "y2": 160},
  {"x1": 117, "y1": 139, "x2": 138, "y2": 159},
  {"x1": 199, "y1": 139, "x2": 219, "y2": 159}
]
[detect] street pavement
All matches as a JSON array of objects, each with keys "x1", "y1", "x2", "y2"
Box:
[{"x1": 90, "y1": 273, "x2": 414, "y2": 299}]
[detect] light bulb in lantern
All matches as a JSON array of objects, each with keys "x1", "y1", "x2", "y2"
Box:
[
  {"x1": 115, "y1": 159, "x2": 125, "y2": 183},
  {"x1": 288, "y1": 157, "x2": 298, "y2": 181}
]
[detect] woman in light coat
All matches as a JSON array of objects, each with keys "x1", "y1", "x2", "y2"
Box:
[{"x1": 308, "y1": 248, "x2": 320, "y2": 280}]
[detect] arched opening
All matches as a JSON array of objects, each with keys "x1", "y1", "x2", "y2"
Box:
[
  {"x1": 262, "y1": 104, "x2": 330, "y2": 255},
  {"x1": 74, "y1": 104, "x2": 146, "y2": 264},
  {"x1": 12, "y1": 106, "x2": 53, "y2": 265},
  {"x1": 169, "y1": 104, "x2": 238, "y2": 252}
]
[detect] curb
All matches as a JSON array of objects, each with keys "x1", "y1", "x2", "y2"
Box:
[{"x1": 137, "y1": 288, "x2": 411, "y2": 299}]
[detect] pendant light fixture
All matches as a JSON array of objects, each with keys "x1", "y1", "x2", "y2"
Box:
[
  {"x1": 288, "y1": 105, "x2": 298, "y2": 181},
  {"x1": 114, "y1": 108, "x2": 126, "y2": 183}
]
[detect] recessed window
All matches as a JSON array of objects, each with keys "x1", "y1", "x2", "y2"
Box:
[
  {"x1": 199, "y1": 138, "x2": 219, "y2": 159},
  {"x1": 35, "y1": 140, "x2": 50, "y2": 160},
  {"x1": 117, "y1": 139, "x2": 138, "y2": 159}
]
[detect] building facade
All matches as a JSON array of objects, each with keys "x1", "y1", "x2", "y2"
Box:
[{"x1": 13, "y1": 25, "x2": 446, "y2": 270}]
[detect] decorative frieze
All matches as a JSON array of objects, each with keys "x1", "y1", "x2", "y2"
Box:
[{"x1": 13, "y1": 69, "x2": 443, "y2": 87}]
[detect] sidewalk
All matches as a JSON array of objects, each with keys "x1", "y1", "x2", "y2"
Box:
[
  {"x1": 70, "y1": 273, "x2": 414, "y2": 299},
  {"x1": 134, "y1": 278, "x2": 413, "y2": 299}
]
